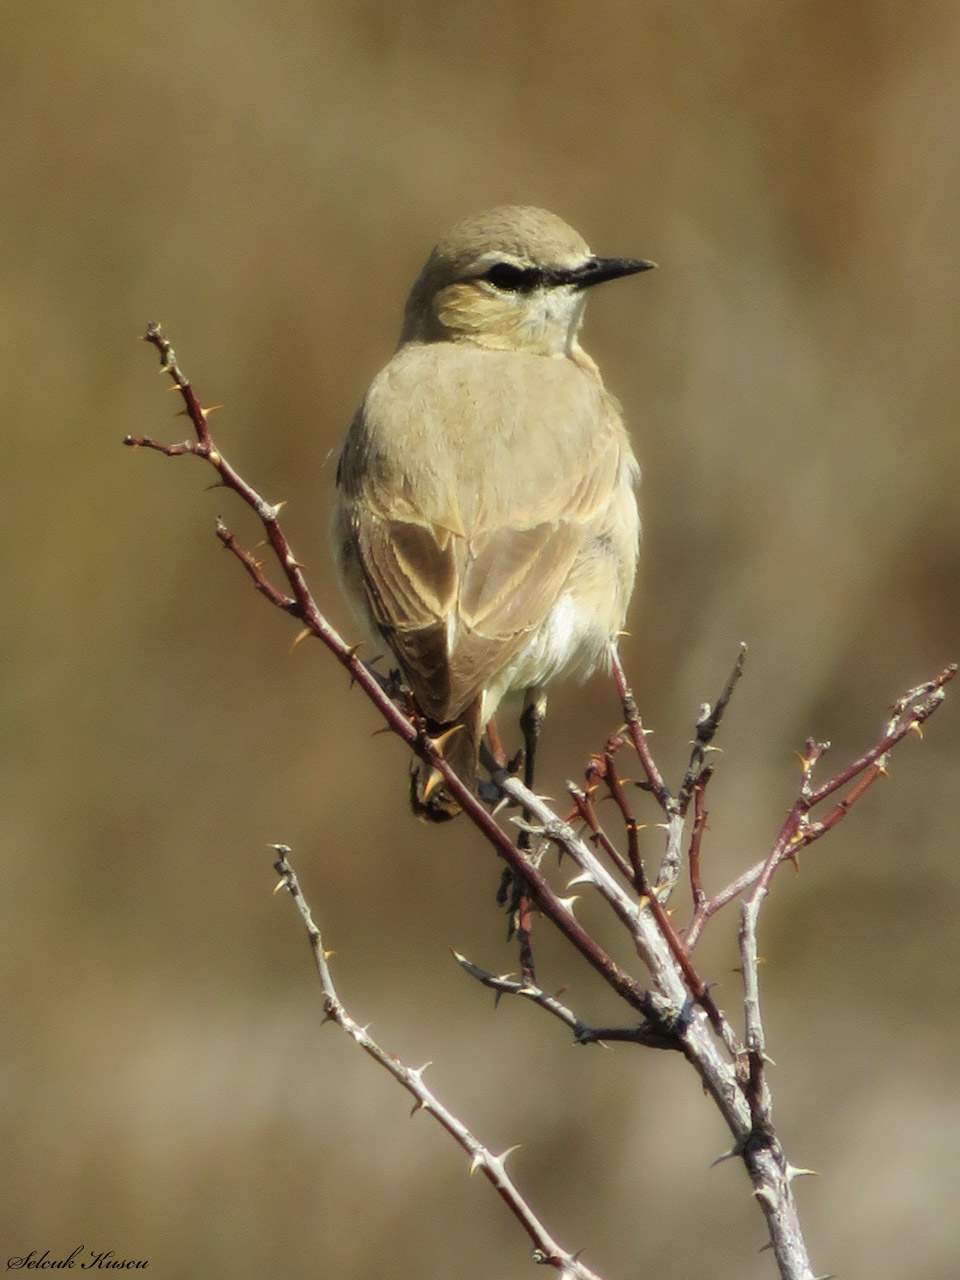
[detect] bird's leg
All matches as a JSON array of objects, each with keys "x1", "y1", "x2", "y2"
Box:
[
  {"x1": 519, "y1": 691, "x2": 547, "y2": 793},
  {"x1": 508, "y1": 690, "x2": 548, "y2": 984},
  {"x1": 485, "y1": 715, "x2": 508, "y2": 769},
  {"x1": 488, "y1": 694, "x2": 547, "y2": 983}
]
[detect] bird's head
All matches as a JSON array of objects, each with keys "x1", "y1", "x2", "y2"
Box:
[{"x1": 399, "y1": 206, "x2": 654, "y2": 356}]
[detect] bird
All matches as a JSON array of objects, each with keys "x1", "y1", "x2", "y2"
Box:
[{"x1": 332, "y1": 205, "x2": 653, "y2": 820}]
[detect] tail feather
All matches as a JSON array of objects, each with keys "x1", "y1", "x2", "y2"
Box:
[{"x1": 410, "y1": 696, "x2": 484, "y2": 822}]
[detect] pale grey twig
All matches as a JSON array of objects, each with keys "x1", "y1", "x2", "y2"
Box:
[
  {"x1": 271, "y1": 846, "x2": 606, "y2": 1280},
  {"x1": 451, "y1": 950, "x2": 585, "y2": 1036},
  {"x1": 452, "y1": 951, "x2": 689, "y2": 1051}
]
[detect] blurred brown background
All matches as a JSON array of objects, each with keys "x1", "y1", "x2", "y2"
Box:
[{"x1": 3, "y1": 2, "x2": 958, "y2": 1277}]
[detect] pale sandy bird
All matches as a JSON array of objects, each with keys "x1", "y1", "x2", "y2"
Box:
[{"x1": 333, "y1": 206, "x2": 653, "y2": 819}]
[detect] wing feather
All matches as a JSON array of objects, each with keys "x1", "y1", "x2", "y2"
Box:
[{"x1": 336, "y1": 342, "x2": 636, "y2": 723}]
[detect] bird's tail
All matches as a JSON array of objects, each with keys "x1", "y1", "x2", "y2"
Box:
[{"x1": 410, "y1": 695, "x2": 484, "y2": 822}]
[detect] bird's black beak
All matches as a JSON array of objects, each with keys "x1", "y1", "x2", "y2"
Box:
[{"x1": 568, "y1": 256, "x2": 657, "y2": 290}]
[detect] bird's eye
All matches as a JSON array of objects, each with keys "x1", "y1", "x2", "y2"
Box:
[{"x1": 483, "y1": 263, "x2": 543, "y2": 292}]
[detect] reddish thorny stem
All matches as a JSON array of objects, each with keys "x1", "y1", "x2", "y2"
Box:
[{"x1": 129, "y1": 323, "x2": 954, "y2": 1280}]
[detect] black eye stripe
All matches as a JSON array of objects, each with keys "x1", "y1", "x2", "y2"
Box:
[{"x1": 482, "y1": 263, "x2": 545, "y2": 293}]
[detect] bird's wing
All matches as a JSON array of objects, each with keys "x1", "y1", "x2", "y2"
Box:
[
  {"x1": 338, "y1": 344, "x2": 634, "y2": 722},
  {"x1": 352, "y1": 508, "x2": 588, "y2": 721}
]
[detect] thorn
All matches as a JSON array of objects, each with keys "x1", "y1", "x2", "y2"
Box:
[
  {"x1": 557, "y1": 895, "x2": 580, "y2": 916},
  {"x1": 566, "y1": 872, "x2": 595, "y2": 890},
  {"x1": 752, "y1": 1186, "x2": 777, "y2": 1208},
  {"x1": 410, "y1": 1099, "x2": 426, "y2": 1117},
  {"x1": 430, "y1": 723, "x2": 464, "y2": 753},
  {"x1": 345, "y1": 642, "x2": 364, "y2": 660},
  {"x1": 491, "y1": 795, "x2": 511, "y2": 817},
  {"x1": 409, "y1": 1061, "x2": 433, "y2": 1084},
  {"x1": 272, "y1": 878, "x2": 288, "y2": 895},
  {"x1": 200, "y1": 404, "x2": 223, "y2": 418},
  {"x1": 291, "y1": 628, "x2": 313, "y2": 651},
  {"x1": 785, "y1": 1164, "x2": 820, "y2": 1181},
  {"x1": 909, "y1": 720, "x2": 924, "y2": 739},
  {"x1": 510, "y1": 816, "x2": 545, "y2": 836},
  {"x1": 420, "y1": 768, "x2": 445, "y2": 803},
  {"x1": 469, "y1": 1151, "x2": 483, "y2": 1176},
  {"x1": 710, "y1": 1145, "x2": 741, "y2": 1167},
  {"x1": 493, "y1": 1144, "x2": 521, "y2": 1170},
  {"x1": 877, "y1": 761, "x2": 889, "y2": 777},
  {"x1": 323, "y1": 948, "x2": 335, "y2": 960}
]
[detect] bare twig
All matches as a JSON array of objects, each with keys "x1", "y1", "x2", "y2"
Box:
[
  {"x1": 567, "y1": 782, "x2": 638, "y2": 889},
  {"x1": 687, "y1": 774, "x2": 710, "y2": 917},
  {"x1": 683, "y1": 665, "x2": 956, "y2": 951},
  {"x1": 608, "y1": 644, "x2": 673, "y2": 812},
  {"x1": 271, "y1": 847, "x2": 605, "y2": 1279},
  {"x1": 736, "y1": 668, "x2": 955, "y2": 1111},
  {"x1": 656, "y1": 646, "x2": 747, "y2": 897},
  {"x1": 452, "y1": 949, "x2": 690, "y2": 1052},
  {"x1": 677, "y1": 643, "x2": 747, "y2": 815},
  {"x1": 453, "y1": 949, "x2": 585, "y2": 1036}
]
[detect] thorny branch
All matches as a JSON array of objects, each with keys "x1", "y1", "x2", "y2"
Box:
[
  {"x1": 451, "y1": 951, "x2": 689, "y2": 1051},
  {"x1": 682, "y1": 669, "x2": 954, "y2": 952},
  {"x1": 130, "y1": 324, "x2": 954, "y2": 1280},
  {"x1": 271, "y1": 847, "x2": 604, "y2": 1280}
]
